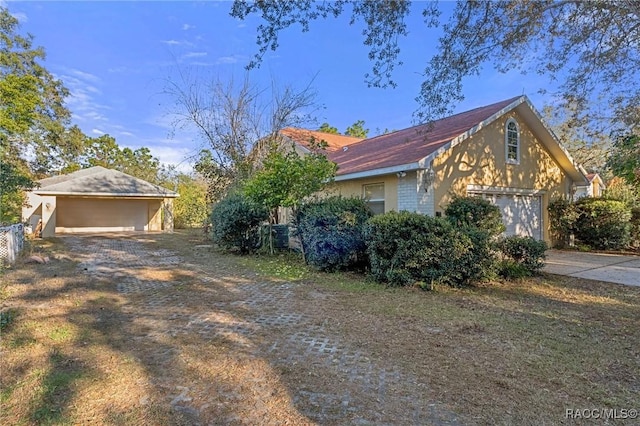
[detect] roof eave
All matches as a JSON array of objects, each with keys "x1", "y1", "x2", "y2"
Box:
[
  {"x1": 334, "y1": 162, "x2": 421, "y2": 181},
  {"x1": 32, "y1": 191, "x2": 179, "y2": 198}
]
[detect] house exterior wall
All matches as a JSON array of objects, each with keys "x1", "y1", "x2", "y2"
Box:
[
  {"x1": 432, "y1": 111, "x2": 572, "y2": 242},
  {"x1": 55, "y1": 197, "x2": 156, "y2": 233},
  {"x1": 331, "y1": 175, "x2": 399, "y2": 213}
]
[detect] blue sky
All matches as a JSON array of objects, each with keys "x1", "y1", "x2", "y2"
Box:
[{"x1": 7, "y1": 1, "x2": 554, "y2": 171}]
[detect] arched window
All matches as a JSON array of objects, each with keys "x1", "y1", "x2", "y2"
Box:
[{"x1": 505, "y1": 118, "x2": 520, "y2": 164}]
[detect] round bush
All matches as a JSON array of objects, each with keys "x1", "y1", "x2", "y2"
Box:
[
  {"x1": 364, "y1": 211, "x2": 478, "y2": 288},
  {"x1": 445, "y1": 195, "x2": 505, "y2": 237},
  {"x1": 498, "y1": 235, "x2": 547, "y2": 277},
  {"x1": 574, "y1": 198, "x2": 631, "y2": 250},
  {"x1": 294, "y1": 196, "x2": 372, "y2": 271},
  {"x1": 210, "y1": 193, "x2": 268, "y2": 254}
]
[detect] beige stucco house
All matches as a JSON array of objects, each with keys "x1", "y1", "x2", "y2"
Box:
[
  {"x1": 281, "y1": 96, "x2": 589, "y2": 243},
  {"x1": 22, "y1": 166, "x2": 178, "y2": 237}
]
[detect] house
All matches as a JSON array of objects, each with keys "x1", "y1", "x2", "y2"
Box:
[
  {"x1": 574, "y1": 172, "x2": 606, "y2": 199},
  {"x1": 282, "y1": 96, "x2": 589, "y2": 243},
  {"x1": 22, "y1": 166, "x2": 178, "y2": 237}
]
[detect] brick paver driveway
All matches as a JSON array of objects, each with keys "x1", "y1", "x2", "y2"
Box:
[{"x1": 62, "y1": 234, "x2": 459, "y2": 425}]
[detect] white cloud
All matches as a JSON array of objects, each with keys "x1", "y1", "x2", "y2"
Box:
[
  {"x1": 119, "y1": 131, "x2": 135, "y2": 137},
  {"x1": 183, "y1": 51, "x2": 207, "y2": 59},
  {"x1": 182, "y1": 23, "x2": 194, "y2": 31},
  {"x1": 91, "y1": 128, "x2": 105, "y2": 135},
  {"x1": 216, "y1": 56, "x2": 239, "y2": 65},
  {"x1": 68, "y1": 69, "x2": 101, "y2": 84},
  {"x1": 60, "y1": 70, "x2": 109, "y2": 124}
]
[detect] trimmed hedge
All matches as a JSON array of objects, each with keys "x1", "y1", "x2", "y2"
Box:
[
  {"x1": 294, "y1": 196, "x2": 372, "y2": 271},
  {"x1": 210, "y1": 193, "x2": 268, "y2": 254},
  {"x1": 574, "y1": 198, "x2": 631, "y2": 250},
  {"x1": 498, "y1": 236, "x2": 547, "y2": 278},
  {"x1": 548, "y1": 197, "x2": 578, "y2": 248},
  {"x1": 444, "y1": 195, "x2": 505, "y2": 236},
  {"x1": 364, "y1": 211, "x2": 478, "y2": 288}
]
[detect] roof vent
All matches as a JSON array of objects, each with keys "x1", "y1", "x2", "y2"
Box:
[{"x1": 343, "y1": 146, "x2": 349, "y2": 152}]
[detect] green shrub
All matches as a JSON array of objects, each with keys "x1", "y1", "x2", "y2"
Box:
[
  {"x1": 498, "y1": 236, "x2": 547, "y2": 277},
  {"x1": 547, "y1": 197, "x2": 578, "y2": 248},
  {"x1": 444, "y1": 195, "x2": 505, "y2": 236},
  {"x1": 293, "y1": 196, "x2": 372, "y2": 271},
  {"x1": 574, "y1": 198, "x2": 631, "y2": 250},
  {"x1": 210, "y1": 193, "x2": 268, "y2": 254},
  {"x1": 630, "y1": 207, "x2": 640, "y2": 249},
  {"x1": 364, "y1": 211, "x2": 479, "y2": 288}
]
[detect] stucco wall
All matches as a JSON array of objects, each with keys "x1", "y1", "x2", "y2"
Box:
[
  {"x1": 432, "y1": 111, "x2": 572, "y2": 241},
  {"x1": 332, "y1": 175, "x2": 399, "y2": 213}
]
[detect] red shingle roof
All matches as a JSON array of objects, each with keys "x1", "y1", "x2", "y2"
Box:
[
  {"x1": 326, "y1": 97, "x2": 521, "y2": 176},
  {"x1": 279, "y1": 128, "x2": 363, "y2": 152}
]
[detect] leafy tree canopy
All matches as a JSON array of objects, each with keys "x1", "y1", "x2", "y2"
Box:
[
  {"x1": 0, "y1": 7, "x2": 70, "y2": 160},
  {"x1": 607, "y1": 134, "x2": 640, "y2": 190},
  {"x1": 243, "y1": 143, "x2": 337, "y2": 217},
  {"x1": 232, "y1": 1, "x2": 640, "y2": 134},
  {"x1": 345, "y1": 120, "x2": 368, "y2": 138},
  {"x1": 318, "y1": 122, "x2": 339, "y2": 134}
]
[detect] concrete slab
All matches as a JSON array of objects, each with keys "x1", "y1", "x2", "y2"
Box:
[{"x1": 544, "y1": 250, "x2": 640, "y2": 287}]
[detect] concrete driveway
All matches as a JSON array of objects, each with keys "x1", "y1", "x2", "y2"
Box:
[{"x1": 544, "y1": 250, "x2": 640, "y2": 287}]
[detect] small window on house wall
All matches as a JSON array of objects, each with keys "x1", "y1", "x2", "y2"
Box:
[
  {"x1": 505, "y1": 118, "x2": 520, "y2": 164},
  {"x1": 363, "y1": 183, "x2": 385, "y2": 215}
]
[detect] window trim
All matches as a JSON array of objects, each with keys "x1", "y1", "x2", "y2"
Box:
[{"x1": 505, "y1": 118, "x2": 520, "y2": 164}]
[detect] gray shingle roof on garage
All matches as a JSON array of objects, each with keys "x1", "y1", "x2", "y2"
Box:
[{"x1": 35, "y1": 166, "x2": 178, "y2": 198}]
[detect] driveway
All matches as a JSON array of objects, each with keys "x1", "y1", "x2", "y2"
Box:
[
  {"x1": 59, "y1": 234, "x2": 459, "y2": 425},
  {"x1": 544, "y1": 249, "x2": 640, "y2": 286}
]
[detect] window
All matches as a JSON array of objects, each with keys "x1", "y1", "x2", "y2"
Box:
[
  {"x1": 363, "y1": 183, "x2": 385, "y2": 215},
  {"x1": 505, "y1": 118, "x2": 520, "y2": 163}
]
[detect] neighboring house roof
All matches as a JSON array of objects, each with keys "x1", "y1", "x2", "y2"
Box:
[
  {"x1": 287, "y1": 95, "x2": 586, "y2": 184},
  {"x1": 584, "y1": 173, "x2": 606, "y2": 189},
  {"x1": 33, "y1": 166, "x2": 178, "y2": 198},
  {"x1": 279, "y1": 127, "x2": 364, "y2": 152}
]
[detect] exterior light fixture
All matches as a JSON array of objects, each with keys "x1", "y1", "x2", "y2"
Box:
[{"x1": 396, "y1": 171, "x2": 407, "y2": 178}]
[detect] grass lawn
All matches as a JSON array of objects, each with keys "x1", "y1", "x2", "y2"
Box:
[{"x1": 1, "y1": 230, "x2": 639, "y2": 424}]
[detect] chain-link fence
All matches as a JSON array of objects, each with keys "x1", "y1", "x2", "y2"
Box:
[{"x1": 0, "y1": 223, "x2": 24, "y2": 264}]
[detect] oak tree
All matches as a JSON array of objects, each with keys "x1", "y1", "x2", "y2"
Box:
[{"x1": 232, "y1": 1, "x2": 640, "y2": 134}]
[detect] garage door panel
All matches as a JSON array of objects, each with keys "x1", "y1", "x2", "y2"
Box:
[
  {"x1": 57, "y1": 198, "x2": 149, "y2": 233},
  {"x1": 473, "y1": 192, "x2": 542, "y2": 240}
]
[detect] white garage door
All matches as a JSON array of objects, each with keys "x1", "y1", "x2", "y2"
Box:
[{"x1": 474, "y1": 193, "x2": 542, "y2": 240}]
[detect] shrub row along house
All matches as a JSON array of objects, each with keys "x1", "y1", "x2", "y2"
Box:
[{"x1": 281, "y1": 95, "x2": 590, "y2": 244}]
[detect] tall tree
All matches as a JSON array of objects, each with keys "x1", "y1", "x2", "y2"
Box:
[
  {"x1": 345, "y1": 120, "x2": 368, "y2": 138},
  {"x1": 232, "y1": 1, "x2": 640, "y2": 134},
  {"x1": 0, "y1": 7, "x2": 70, "y2": 221},
  {"x1": 164, "y1": 69, "x2": 318, "y2": 197},
  {"x1": 0, "y1": 7, "x2": 70, "y2": 160}
]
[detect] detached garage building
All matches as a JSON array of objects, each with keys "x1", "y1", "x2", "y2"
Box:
[{"x1": 23, "y1": 166, "x2": 178, "y2": 238}]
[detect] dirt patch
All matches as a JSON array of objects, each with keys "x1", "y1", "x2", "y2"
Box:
[{"x1": 2, "y1": 230, "x2": 639, "y2": 425}]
